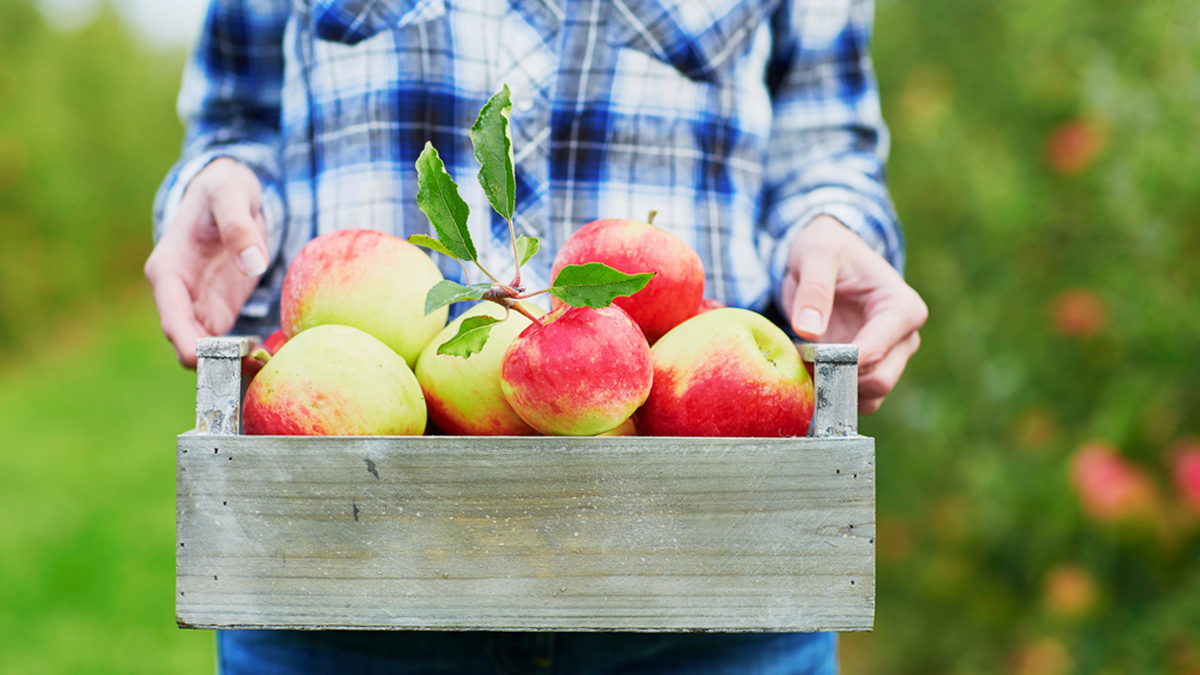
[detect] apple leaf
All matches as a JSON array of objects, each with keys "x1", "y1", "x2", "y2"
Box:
[
  {"x1": 549, "y1": 263, "x2": 655, "y2": 309},
  {"x1": 416, "y1": 142, "x2": 476, "y2": 262},
  {"x1": 407, "y1": 234, "x2": 460, "y2": 261},
  {"x1": 515, "y1": 235, "x2": 539, "y2": 267},
  {"x1": 424, "y1": 280, "x2": 493, "y2": 315},
  {"x1": 471, "y1": 85, "x2": 516, "y2": 221},
  {"x1": 437, "y1": 315, "x2": 502, "y2": 358}
]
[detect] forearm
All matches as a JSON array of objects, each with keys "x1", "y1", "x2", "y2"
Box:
[
  {"x1": 152, "y1": 0, "x2": 290, "y2": 260},
  {"x1": 763, "y1": 0, "x2": 904, "y2": 304}
]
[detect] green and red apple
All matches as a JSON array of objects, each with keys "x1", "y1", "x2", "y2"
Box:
[
  {"x1": 551, "y1": 216, "x2": 705, "y2": 344},
  {"x1": 281, "y1": 229, "x2": 447, "y2": 367},
  {"x1": 415, "y1": 301, "x2": 544, "y2": 436},
  {"x1": 501, "y1": 304, "x2": 653, "y2": 436},
  {"x1": 244, "y1": 324, "x2": 426, "y2": 436},
  {"x1": 636, "y1": 308, "x2": 814, "y2": 437}
]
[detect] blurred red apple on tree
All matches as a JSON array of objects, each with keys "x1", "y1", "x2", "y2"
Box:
[
  {"x1": 501, "y1": 304, "x2": 652, "y2": 436},
  {"x1": 281, "y1": 229, "x2": 447, "y2": 367},
  {"x1": 1070, "y1": 442, "x2": 1158, "y2": 522},
  {"x1": 636, "y1": 308, "x2": 814, "y2": 437},
  {"x1": 551, "y1": 214, "x2": 705, "y2": 344},
  {"x1": 1168, "y1": 439, "x2": 1200, "y2": 511}
]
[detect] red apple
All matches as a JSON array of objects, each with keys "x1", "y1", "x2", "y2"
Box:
[
  {"x1": 550, "y1": 217, "x2": 705, "y2": 344},
  {"x1": 1168, "y1": 439, "x2": 1200, "y2": 511},
  {"x1": 415, "y1": 302, "x2": 543, "y2": 436},
  {"x1": 500, "y1": 304, "x2": 652, "y2": 436},
  {"x1": 241, "y1": 328, "x2": 289, "y2": 379},
  {"x1": 281, "y1": 229, "x2": 447, "y2": 367},
  {"x1": 1070, "y1": 442, "x2": 1158, "y2": 522},
  {"x1": 695, "y1": 297, "x2": 726, "y2": 315},
  {"x1": 636, "y1": 308, "x2": 814, "y2": 437},
  {"x1": 244, "y1": 324, "x2": 426, "y2": 436}
]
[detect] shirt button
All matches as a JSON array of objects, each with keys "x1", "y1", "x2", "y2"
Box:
[{"x1": 514, "y1": 96, "x2": 535, "y2": 113}]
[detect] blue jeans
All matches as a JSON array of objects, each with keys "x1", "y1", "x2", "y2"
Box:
[{"x1": 216, "y1": 630, "x2": 837, "y2": 674}]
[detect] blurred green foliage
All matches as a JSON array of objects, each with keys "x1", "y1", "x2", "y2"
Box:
[
  {"x1": 855, "y1": 0, "x2": 1200, "y2": 673},
  {"x1": 2, "y1": 0, "x2": 1199, "y2": 673},
  {"x1": 0, "y1": 0, "x2": 183, "y2": 355},
  {"x1": 0, "y1": 298, "x2": 212, "y2": 674}
]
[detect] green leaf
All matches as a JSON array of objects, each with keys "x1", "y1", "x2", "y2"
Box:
[
  {"x1": 407, "y1": 234, "x2": 460, "y2": 261},
  {"x1": 470, "y1": 85, "x2": 516, "y2": 221},
  {"x1": 416, "y1": 142, "x2": 476, "y2": 262},
  {"x1": 515, "y1": 235, "x2": 539, "y2": 267},
  {"x1": 437, "y1": 315, "x2": 503, "y2": 359},
  {"x1": 549, "y1": 263, "x2": 656, "y2": 309},
  {"x1": 424, "y1": 280, "x2": 493, "y2": 315}
]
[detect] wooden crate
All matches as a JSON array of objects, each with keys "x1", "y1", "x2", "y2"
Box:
[{"x1": 178, "y1": 338, "x2": 874, "y2": 632}]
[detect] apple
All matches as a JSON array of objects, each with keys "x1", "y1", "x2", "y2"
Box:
[
  {"x1": 636, "y1": 308, "x2": 814, "y2": 437},
  {"x1": 551, "y1": 216, "x2": 705, "y2": 344},
  {"x1": 244, "y1": 324, "x2": 426, "y2": 436},
  {"x1": 1169, "y1": 440, "x2": 1200, "y2": 510},
  {"x1": 501, "y1": 304, "x2": 653, "y2": 436},
  {"x1": 695, "y1": 297, "x2": 726, "y2": 315},
  {"x1": 415, "y1": 302, "x2": 544, "y2": 436},
  {"x1": 241, "y1": 328, "x2": 289, "y2": 379},
  {"x1": 598, "y1": 417, "x2": 637, "y2": 437},
  {"x1": 1070, "y1": 442, "x2": 1158, "y2": 522},
  {"x1": 281, "y1": 229, "x2": 447, "y2": 367}
]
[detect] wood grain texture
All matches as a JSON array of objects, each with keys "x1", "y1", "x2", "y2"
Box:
[
  {"x1": 194, "y1": 337, "x2": 255, "y2": 435},
  {"x1": 177, "y1": 435, "x2": 875, "y2": 632}
]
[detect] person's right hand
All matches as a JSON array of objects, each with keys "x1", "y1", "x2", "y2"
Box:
[{"x1": 144, "y1": 158, "x2": 269, "y2": 368}]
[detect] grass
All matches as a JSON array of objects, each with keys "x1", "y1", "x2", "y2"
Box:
[{"x1": 0, "y1": 293, "x2": 214, "y2": 674}]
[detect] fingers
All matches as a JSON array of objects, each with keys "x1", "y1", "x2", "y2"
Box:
[
  {"x1": 148, "y1": 270, "x2": 207, "y2": 368},
  {"x1": 858, "y1": 330, "x2": 921, "y2": 414},
  {"x1": 788, "y1": 243, "x2": 840, "y2": 340},
  {"x1": 853, "y1": 284, "x2": 928, "y2": 371},
  {"x1": 210, "y1": 184, "x2": 268, "y2": 277}
]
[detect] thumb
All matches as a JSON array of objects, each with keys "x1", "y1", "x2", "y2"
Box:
[
  {"x1": 211, "y1": 186, "x2": 269, "y2": 277},
  {"x1": 788, "y1": 244, "x2": 840, "y2": 340}
]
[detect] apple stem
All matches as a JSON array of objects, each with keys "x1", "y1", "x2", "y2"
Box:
[
  {"x1": 476, "y1": 261, "x2": 503, "y2": 287},
  {"x1": 249, "y1": 348, "x2": 272, "y2": 364},
  {"x1": 509, "y1": 300, "x2": 544, "y2": 328},
  {"x1": 647, "y1": 209, "x2": 658, "y2": 225},
  {"x1": 506, "y1": 217, "x2": 522, "y2": 287},
  {"x1": 514, "y1": 288, "x2": 548, "y2": 300}
]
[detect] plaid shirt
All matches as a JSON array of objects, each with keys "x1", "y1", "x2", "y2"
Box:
[{"x1": 154, "y1": 0, "x2": 903, "y2": 322}]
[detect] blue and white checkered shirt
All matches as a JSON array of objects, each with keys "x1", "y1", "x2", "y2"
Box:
[{"x1": 154, "y1": 0, "x2": 903, "y2": 322}]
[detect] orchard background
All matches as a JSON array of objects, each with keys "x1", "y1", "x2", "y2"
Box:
[{"x1": 1, "y1": 0, "x2": 1198, "y2": 673}]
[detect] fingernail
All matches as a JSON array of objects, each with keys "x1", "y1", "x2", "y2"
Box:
[
  {"x1": 239, "y1": 246, "x2": 267, "y2": 276},
  {"x1": 795, "y1": 308, "x2": 822, "y2": 335}
]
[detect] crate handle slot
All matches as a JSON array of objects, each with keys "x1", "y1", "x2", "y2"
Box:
[
  {"x1": 194, "y1": 337, "x2": 858, "y2": 438},
  {"x1": 195, "y1": 336, "x2": 256, "y2": 435},
  {"x1": 799, "y1": 343, "x2": 859, "y2": 438}
]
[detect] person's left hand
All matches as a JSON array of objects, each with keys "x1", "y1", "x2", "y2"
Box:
[{"x1": 782, "y1": 215, "x2": 928, "y2": 414}]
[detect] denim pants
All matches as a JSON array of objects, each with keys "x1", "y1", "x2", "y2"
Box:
[{"x1": 216, "y1": 630, "x2": 837, "y2": 674}]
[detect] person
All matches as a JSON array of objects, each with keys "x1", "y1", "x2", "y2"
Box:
[{"x1": 146, "y1": 0, "x2": 928, "y2": 672}]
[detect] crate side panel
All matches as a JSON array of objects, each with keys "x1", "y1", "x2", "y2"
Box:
[{"x1": 176, "y1": 436, "x2": 874, "y2": 631}]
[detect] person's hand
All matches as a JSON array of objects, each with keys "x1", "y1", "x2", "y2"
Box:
[
  {"x1": 782, "y1": 215, "x2": 928, "y2": 414},
  {"x1": 144, "y1": 158, "x2": 269, "y2": 368}
]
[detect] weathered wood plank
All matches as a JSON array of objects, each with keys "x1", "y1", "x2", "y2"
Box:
[
  {"x1": 195, "y1": 336, "x2": 255, "y2": 435},
  {"x1": 177, "y1": 435, "x2": 874, "y2": 631},
  {"x1": 801, "y1": 344, "x2": 859, "y2": 437}
]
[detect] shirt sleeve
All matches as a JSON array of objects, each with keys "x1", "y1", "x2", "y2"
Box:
[
  {"x1": 152, "y1": 0, "x2": 291, "y2": 265},
  {"x1": 763, "y1": 0, "x2": 905, "y2": 307}
]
